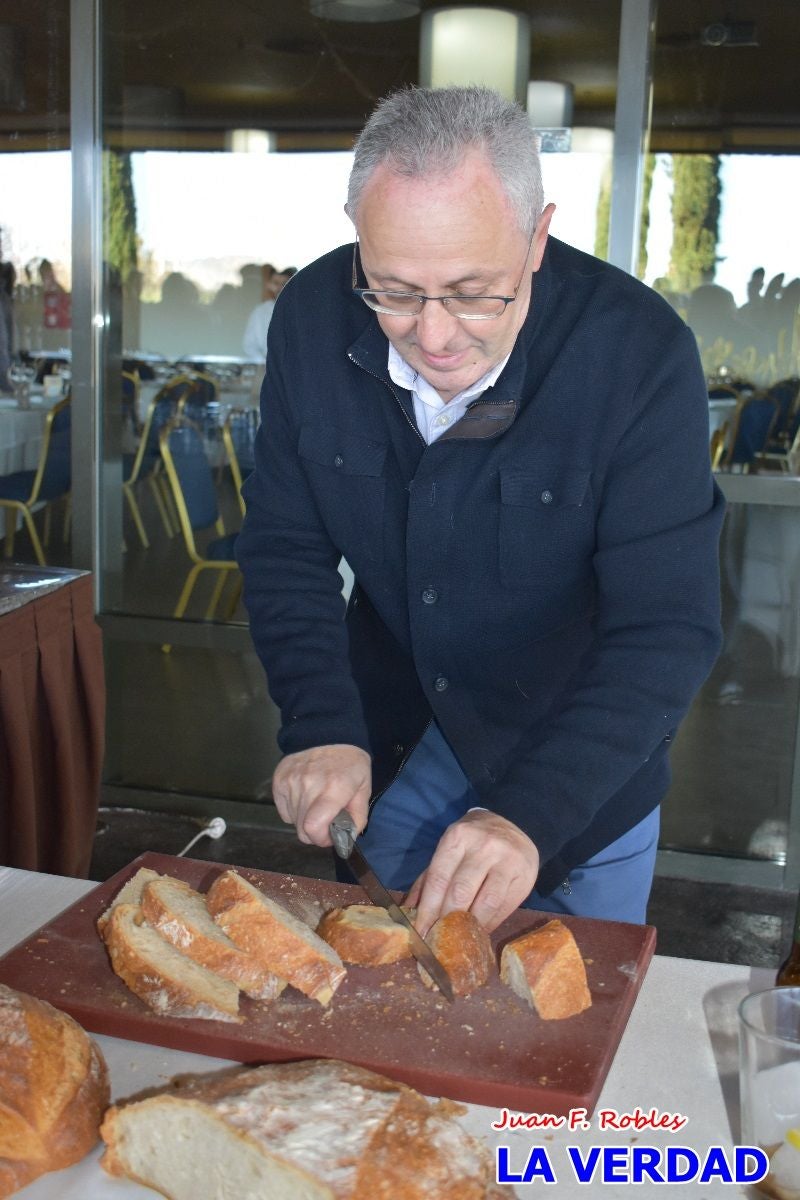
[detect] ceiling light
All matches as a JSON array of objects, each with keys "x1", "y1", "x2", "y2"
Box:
[
  {"x1": 225, "y1": 129, "x2": 277, "y2": 153},
  {"x1": 309, "y1": 0, "x2": 421, "y2": 21},
  {"x1": 419, "y1": 7, "x2": 531, "y2": 105},
  {"x1": 527, "y1": 81, "x2": 573, "y2": 128}
]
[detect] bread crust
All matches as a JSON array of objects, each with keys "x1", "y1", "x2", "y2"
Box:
[
  {"x1": 418, "y1": 911, "x2": 495, "y2": 997},
  {"x1": 206, "y1": 872, "x2": 346, "y2": 1006},
  {"x1": 140, "y1": 877, "x2": 287, "y2": 1001},
  {"x1": 499, "y1": 919, "x2": 592, "y2": 1020},
  {"x1": 102, "y1": 903, "x2": 243, "y2": 1023},
  {"x1": 316, "y1": 904, "x2": 416, "y2": 966},
  {"x1": 0, "y1": 984, "x2": 109, "y2": 1199},
  {"x1": 100, "y1": 1059, "x2": 505, "y2": 1200}
]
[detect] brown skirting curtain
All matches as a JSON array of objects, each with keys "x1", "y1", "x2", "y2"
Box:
[{"x1": 0, "y1": 574, "x2": 105, "y2": 876}]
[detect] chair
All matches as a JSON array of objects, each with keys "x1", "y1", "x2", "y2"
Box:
[
  {"x1": 158, "y1": 416, "x2": 240, "y2": 624},
  {"x1": 718, "y1": 393, "x2": 780, "y2": 472},
  {"x1": 0, "y1": 395, "x2": 71, "y2": 565},
  {"x1": 125, "y1": 374, "x2": 195, "y2": 540},
  {"x1": 764, "y1": 378, "x2": 800, "y2": 451},
  {"x1": 121, "y1": 371, "x2": 150, "y2": 548},
  {"x1": 222, "y1": 407, "x2": 259, "y2": 516}
]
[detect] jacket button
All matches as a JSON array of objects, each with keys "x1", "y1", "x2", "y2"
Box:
[
  {"x1": 541, "y1": 489, "x2": 553, "y2": 504},
  {"x1": 334, "y1": 455, "x2": 344, "y2": 468},
  {"x1": 421, "y1": 587, "x2": 438, "y2": 605},
  {"x1": 434, "y1": 676, "x2": 449, "y2": 692},
  {"x1": 393, "y1": 743, "x2": 404, "y2": 756}
]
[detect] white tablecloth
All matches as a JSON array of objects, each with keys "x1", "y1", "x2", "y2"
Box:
[
  {"x1": 0, "y1": 396, "x2": 54, "y2": 476},
  {"x1": 137, "y1": 378, "x2": 261, "y2": 425},
  {"x1": 0, "y1": 866, "x2": 772, "y2": 1198}
]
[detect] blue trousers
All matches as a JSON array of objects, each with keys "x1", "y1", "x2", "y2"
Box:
[{"x1": 352, "y1": 722, "x2": 659, "y2": 924}]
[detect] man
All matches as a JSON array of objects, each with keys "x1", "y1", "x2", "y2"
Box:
[
  {"x1": 242, "y1": 265, "x2": 298, "y2": 362},
  {"x1": 236, "y1": 86, "x2": 724, "y2": 933}
]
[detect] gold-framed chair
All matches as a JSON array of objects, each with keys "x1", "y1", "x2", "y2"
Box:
[
  {"x1": 0, "y1": 394, "x2": 71, "y2": 566},
  {"x1": 222, "y1": 407, "x2": 259, "y2": 517},
  {"x1": 158, "y1": 416, "x2": 240, "y2": 625},
  {"x1": 125, "y1": 374, "x2": 196, "y2": 540}
]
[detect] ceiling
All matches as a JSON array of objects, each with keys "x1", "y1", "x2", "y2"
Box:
[{"x1": 3, "y1": 0, "x2": 799, "y2": 152}]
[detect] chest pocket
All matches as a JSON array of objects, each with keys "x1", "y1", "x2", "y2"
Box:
[
  {"x1": 299, "y1": 424, "x2": 388, "y2": 564},
  {"x1": 499, "y1": 466, "x2": 593, "y2": 589}
]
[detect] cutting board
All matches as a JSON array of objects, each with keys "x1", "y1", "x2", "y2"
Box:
[{"x1": 0, "y1": 852, "x2": 655, "y2": 1115}]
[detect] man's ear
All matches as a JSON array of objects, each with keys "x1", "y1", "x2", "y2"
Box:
[{"x1": 532, "y1": 203, "x2": 556, "y2": 272}]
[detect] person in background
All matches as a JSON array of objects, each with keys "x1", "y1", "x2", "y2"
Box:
[
  {"x1": 39, "y1": 258, "x2": 71, "y2": 332},
  {"x1": 0, "y1": 256, "x2": 15, "y2": 393},
  {"x1": 242, "y1": 265, "x2": 297, "y2": 362},
  {"x1": 236, "y1": 86, "x2": 724, "y2": 933}
]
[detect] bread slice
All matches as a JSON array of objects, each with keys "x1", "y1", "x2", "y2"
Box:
[
  {"x1": 206, "y1": 872, "x2": 346, "y2": 1007},
  {"x1": 500, "y1": 918, "x2": 592, "y2": 1020},
  {"x1": 101, "y1": 903, "x2": 242, "y2": 1023},
  {"x1": 140, "y1": 876, "x2": 287, "y2": 1001},
  {"x1": 316, "y1": 904, "x2": 417, "y2": 966},
  {"x1": 100, "y1": 1059, "x2": 501, "y2": 1200},
  {"x1": 96, "y1": 867, "x2": 163, "y2": 936},
  {"x1": 0, "y1": 985, "x2": 109, "y2": 1199},
  {"x1": 417, "y1": 911, "x2": 495, "y2": 997}
]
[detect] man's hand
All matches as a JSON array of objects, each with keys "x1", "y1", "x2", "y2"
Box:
[
  {"x1": 405, "y1": 811, "x2": 539, "y2": 934},
  {"x1": 271, "y1": 744, "x2": 371, "y2": 846}
]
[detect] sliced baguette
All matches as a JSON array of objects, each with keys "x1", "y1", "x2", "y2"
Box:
[
  {"x1": 96, "y1": 867, "x2": 163, "y2": 936},
  {"x1": 417, "y1": 910, "x2": 495, "y2": 997},
  {"x1": 101, "y1": 903, "x2": 242, "y2": 1023},
  {"x1": 140, "y1": 877, "x2": 287, "y2": 1002},
  {"x1": 206, "y1": 871, "x2": 346, "y2": 1006},
  {"x1": 499, "y1": 919, "x2": 592, "y2": 1020},
  {"x1": 316, "y1": 904, "x2": 417, "y2": 966},
  {"x1": 100, "y1": 1059, "x2": 501, "y2": 1200}
]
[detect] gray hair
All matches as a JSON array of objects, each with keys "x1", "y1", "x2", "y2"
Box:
[{"x1": 347, "y1": 85, "x2": 543, "y2": 237}]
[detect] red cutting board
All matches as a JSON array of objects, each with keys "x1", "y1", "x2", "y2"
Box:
[{"x1": 0, "y1": 852, "x2": 655, "y2": 1116}]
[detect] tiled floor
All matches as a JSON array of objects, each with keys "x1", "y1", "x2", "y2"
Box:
[{"x1": 89, "y1": 805, "x2": 796, "y2": 971}]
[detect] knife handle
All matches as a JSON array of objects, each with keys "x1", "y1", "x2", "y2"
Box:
[{"x1": 330, "y1": 809, "x2": 357, "y2": 860}]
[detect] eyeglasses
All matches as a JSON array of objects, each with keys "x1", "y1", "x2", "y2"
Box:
[{"x1": 351, "y1": 227, "x2": 536, "y2": 321}]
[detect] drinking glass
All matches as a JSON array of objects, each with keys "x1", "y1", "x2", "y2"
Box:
[{"x1": 740, "y1": 987, "x2": 800, "y2": 1199}]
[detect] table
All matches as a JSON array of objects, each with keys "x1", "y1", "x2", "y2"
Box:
[
  {"x1": 0, "y1": 393, "x2": 59, "y2": 476},
  {"x1": 1, "y1": 866, "x2": 771, "y2": 1198},
  {"x1": 0, "y1": 567, "x2": 105, "y2": 877},
  {"x1": 137, "y1": 377, "x2": 262, "y2": 425}
]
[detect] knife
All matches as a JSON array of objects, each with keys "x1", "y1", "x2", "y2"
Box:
[{"x1": 329, "y1": 809, "x2": 454, "y2": 1003}]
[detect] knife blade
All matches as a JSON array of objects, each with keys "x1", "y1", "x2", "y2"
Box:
[{"x1": 329, "y1": 809, "x2": 454, "y2": 1003}]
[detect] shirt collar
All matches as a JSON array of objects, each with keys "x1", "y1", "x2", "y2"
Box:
[{"x1": 387, "y1": 342, "x2": 511, "y2": 408}]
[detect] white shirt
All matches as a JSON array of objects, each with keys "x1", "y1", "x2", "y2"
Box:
[
  {"x1": 242, "y1": 300, "x2": 276, "y2": 362},
  {"x1": 387, "y1": 343, "x2": 511, "y2": 444}
]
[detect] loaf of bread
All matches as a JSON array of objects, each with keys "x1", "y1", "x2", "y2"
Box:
[
  {"x1": 206, "y1": 871, "x2": 346, "y2": 1006},
  {"x1": 100, "y1": 1058, "x2": 507, "y2": 1200},
  {"x1": 417, "y1": 910, "x2": 495, "y2": 997},
  {"x1": 140, "y1": 876, "x2": 287, "y2": 1001},
  {"x1": 101, "y1": 902, "x2": 243, "y2": 1022},
  {"x1": 96, "y1": 865, "x2": 163, "y2": 935},
  {"x1": 317, "y1": 903, "x2": 417, "y2": 965},
  {"x1": 499, "y1": 918, "x2": 592, "y2": 1020},
  {"x1": 0, "y1": 984, "x2": 110, "y2": 1199}
]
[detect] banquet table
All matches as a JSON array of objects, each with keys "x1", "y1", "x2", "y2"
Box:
[
  {"x1": 0, "y1": 865, "x2": 772, "y2": 1198},
  {"x1": 0, "y1": 392, "x2": 60, "y2": 476}
]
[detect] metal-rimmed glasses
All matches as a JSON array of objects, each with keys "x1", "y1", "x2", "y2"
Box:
[{"x1": 351, "y1": 227, "x2": 536, "y2": 321}]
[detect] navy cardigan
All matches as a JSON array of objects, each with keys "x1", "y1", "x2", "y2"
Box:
[{"x1": 237, "y1": 236, "x2": 725, "y2": 894}]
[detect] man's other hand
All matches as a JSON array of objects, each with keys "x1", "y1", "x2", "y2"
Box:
[
  {"x1": 405, "y1": 811, "x2": 539, "y2": 934},
  {"x1": 271, "y1": 744, "x2": 371, "y2": 846}
]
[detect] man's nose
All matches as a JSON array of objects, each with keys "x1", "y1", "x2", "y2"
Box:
[{"x1": 416, "y1": 298, "x2": 462, "y2": 349}]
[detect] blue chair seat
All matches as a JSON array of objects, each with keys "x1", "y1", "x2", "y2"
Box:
[{"x1": 0, "y1": 471, "x2": 38, "y2": 502}]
